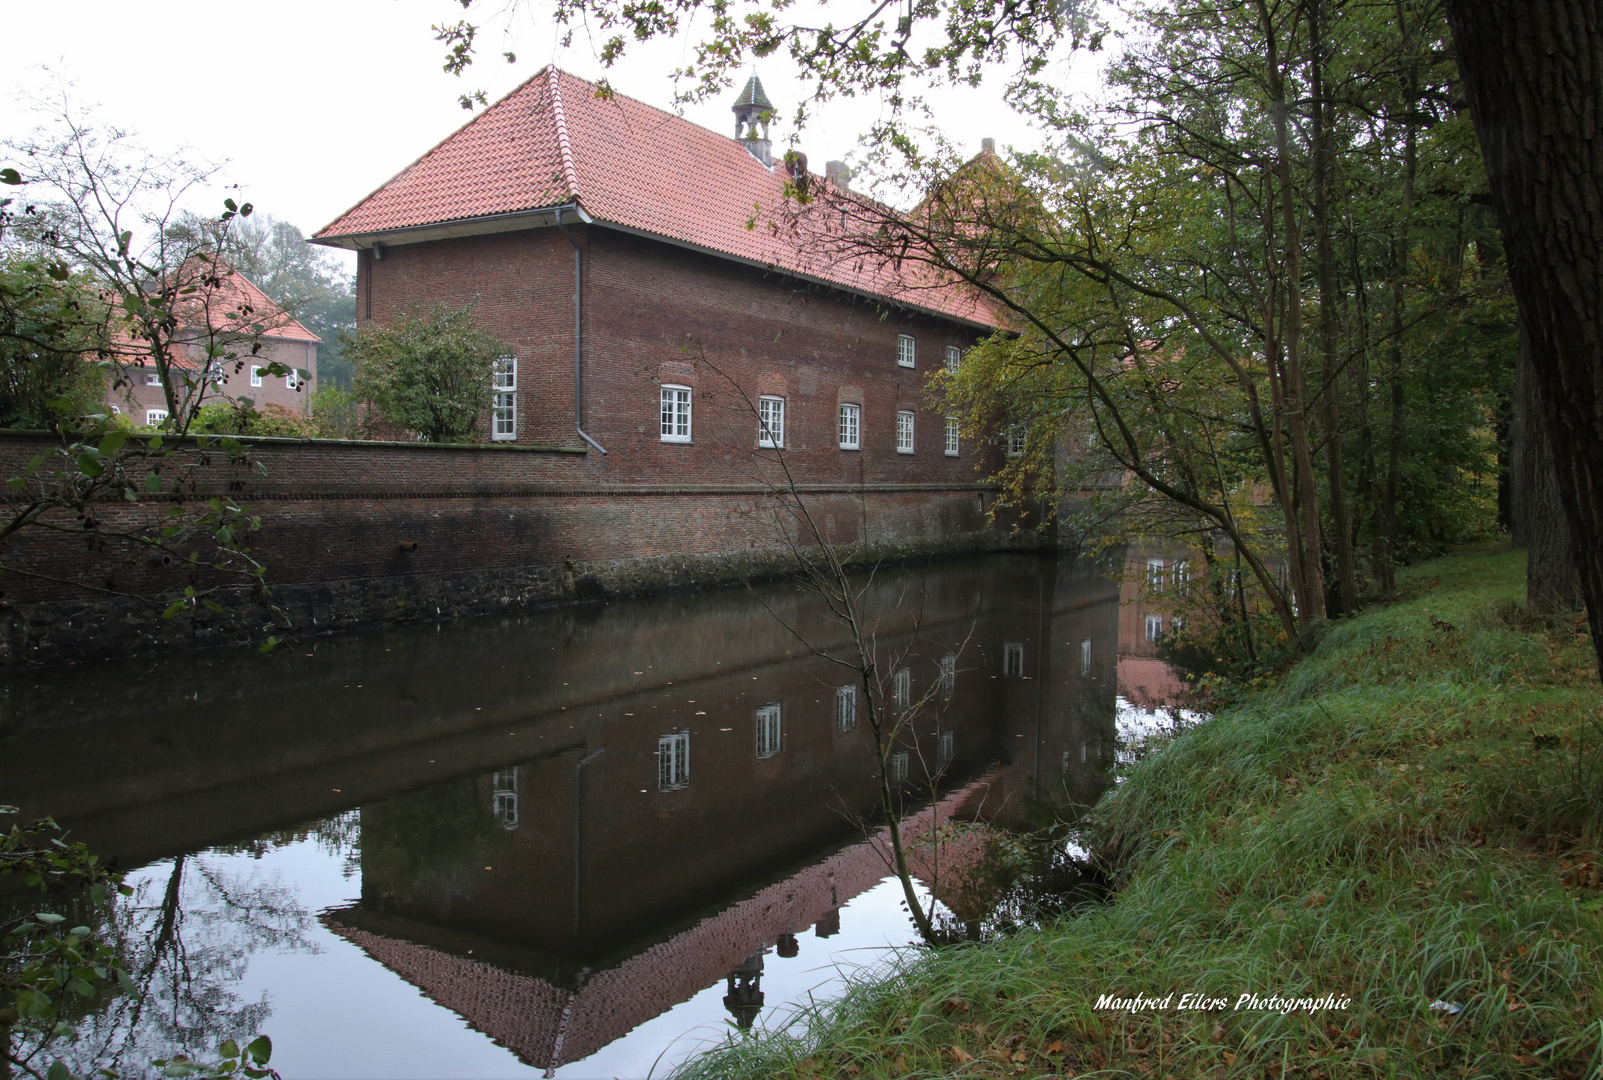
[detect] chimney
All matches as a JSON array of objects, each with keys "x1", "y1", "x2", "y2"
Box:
[
  {"x1": 825, "y1": 160, "x2": 852, "y2": 190},
  {"x1": 731, "y1": 74, "x2": 776, "y2": 167},
  {"x1": 981, "y1": 137, "x2": 996, "y2": 154}
]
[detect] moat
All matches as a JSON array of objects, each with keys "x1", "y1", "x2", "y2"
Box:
[{"x1": 0, "y1": 550, "x2": 1190, "y2": 1078}]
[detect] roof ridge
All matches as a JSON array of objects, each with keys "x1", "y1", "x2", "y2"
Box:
[{"x1": 549, "y1": 68, "x2": 581, "y2": 201}]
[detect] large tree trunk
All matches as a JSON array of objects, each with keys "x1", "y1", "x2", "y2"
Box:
[
  {"x1": 1512, "y1": 325, "x2": 1586, "y2": 613},
  {"x1": 1445, "y1": 2, "x2": 1603, "y2": 671}
]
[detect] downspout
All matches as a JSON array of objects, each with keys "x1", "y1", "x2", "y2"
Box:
[{"x1": 553, "y1": 204, "x2": 607, "y2": 455}]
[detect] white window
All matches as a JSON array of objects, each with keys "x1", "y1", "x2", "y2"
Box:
[
  {"x1": 944, "y1": 416, "x2": 960, "y2": 457},
  {"x1": 896, "y1": 410, "x2": 915, "y2": 454},
  {"x1": 1003, "y1": 642, "x2": 1024, "y2": 678},
  {"x1": 207, "y1": 362, "x2": 225, "y2": 386},
  {"x1": 491, "y1": 357, "x2": 517, "y2": 441},
  {"x1": 1006, "y1": 425, "x2": 1027, "y2": 457},
  {"x1": 1145, "y1": 614, "x2": 1165, "y2": 641},
  {"x1": 892, "y1": 667, "x2": 912, "y2": 711},
  {"x1": 1147, "y1": 558, "x2": 1166, "y2": 588},
  {"x1": 945, "y1": 345, "x2": 962, "y2": 374},
  {"x1": 939, "y1": 653, "x2": 956, "y2": 699},
  {"x1": 286, "y1": 368, "x2": 300, "y2": 390},
  {"x1": 1173, "y1": 560, "x2": 1190, "y2": 591},
  {"x1": 658, "y1": 731, "x2": 690, "y2": 790},
  {"x1": 888, "y1": 751, "x2": 909, "y2": 784},
  {"x1": 838, "y1": 403, "x2": 860, "y2": 450},
  {"x1": 660, "y1": 384, "x2": 692, "y2": 443},
  {"x1": 835, "y1": 684, "x2": 857, "y2": 732},
  {"x1": 145, "y1": 409, "x2": 168, "y2": 426},
  {"x1": 897, "y1": 334, "x2": 916, "y2": 368},
  {"x1": 250, "y1": 366, "x2": 264, "y2": 388},
  {"x1": 144, "y1": 370, "x2": 162, "y2": 387},
  {"x1": 491, "y1": 768, "x2": 518, "y2": 830},
  {"x1": 109, "y1": 405, "x2": 120, "y2": 414},
  {"x1": 755, "y1": 703, "x2": 782, "y2": 759},
  {"x1": 758, "y1": 395, "x2": 785, "y2": 448},
  {"x1": 1171, "y1": 615, "x2": 1186, "y2": 634},
  {"x1": 938, "y1": 730, "x2": 954, "y2": 771},
  {"x1": 1080, "y1": 638, "x2": 1092, "y2": 676}
]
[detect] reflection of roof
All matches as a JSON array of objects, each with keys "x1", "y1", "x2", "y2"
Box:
[
  {"x1": 1116, "y1": 656, "x2": 1185, "y2": 708},
  {"x1": 323, "y1": 776, "x2": 1002, "y2": 1072},
  {"x1": 313, "y1": 67, "x2": 996, "y2": 328}
]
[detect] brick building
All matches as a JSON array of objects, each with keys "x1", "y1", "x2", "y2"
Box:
[
  {"x1": 109, "y1": 265, "x2": 320, "y2": 425},
  {"x1": 313, "y1": 67, "x2": 1000, "y2": 487}
]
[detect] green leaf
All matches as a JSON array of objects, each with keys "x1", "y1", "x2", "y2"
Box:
[
  {"x1": 245, "y1": 1035, "x2": 272, "y2": 1065},
  {"x1": 47, "y1": 1061, "x2": 78, "y2": 1080},
  {"x1": 145, "y1": 472, "x2": 162, "y2": 493},
  {"x1": 97, "y1": 430, "x2": 129, "y2": 457},
  {"x1": 114, "y1": 967, "x2": 139, "y2": 997},
  {"x1": 36, "y1": 912, "x2": 66, "y2": 924},
  {"x1": 219, "y1": 1040, "x2": 239, "y2": 1060},
  {"x1": 0, "y1": 167, "x2": 22, "y2": 185},
  {"x1": 76, "y1": 453, "x2": 103, "y2": 479},
  {"x1": 161, "y1": 601, "x2": 185, "y2": 620},
  {"x1": 202, "y1": 600, "x2": 224, "y2": 615},
  {"x1": 148, "y1": 434, "x2": 163, "y2": 451}
]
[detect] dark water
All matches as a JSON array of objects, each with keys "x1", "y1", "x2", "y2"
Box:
[{"x1": 0, "y1": 552, "x2": 1187, "y2": 1079}]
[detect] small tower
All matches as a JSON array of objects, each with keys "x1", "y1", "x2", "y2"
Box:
[{"x1": 731, "y1": 74, "x2": 776, "y2": 167}]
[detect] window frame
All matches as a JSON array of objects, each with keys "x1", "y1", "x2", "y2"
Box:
[
  {"x1": 249, "y1": 366, "x2": 264, "y2": 388},
  {"x1": 835, "y1": 684, "x2": 857, "y2": 732},
  {"x1": 1080, "y1": 638, "x2": 1093, "y2": 676},
  {"x1": 755, "y1": 702, "x2": 783, "y2": 759},
  {"x1": 939, "y1": 653, "x2": 957, "y2": 700},
  {"x1": 1003, "y1": 642, "x2": 1025, "y2": 678},
  {"x1": 896, "y1": 410, "x2": 915, "y2": 454},
  {"x1": 1006, "y1": 425, "x2": 1027, "y2": 457},
  {"x1": 491, "y1": 357, "x2": 517, "y2": 442},
  {"x1": 897, "y1": 334, "x2": 916, "y2": 368},
  {"x1": 660, "y1": 384, "x2": 693, "y2": 443},
  {"x1": 1145, "y1": 614, "x2": 1165, "y2": 642},
  {"x1": 892, "y1": 666, "x2": 912, "y2": 711},
  {"x1": 144, "y1": 370, "x2": 162, "y2": 387},
  {"x1": 758, "y1": 395, "x2": 786, "y2": 449},
  {"x1": 838, "y1": 402, "x2": 860, "y2": 450},
  {"x1": 658, "y1": 730, "x2": 691, "y2": 790},
  {"x1": 145, "y1": 409, "x2": 168, "y2": 427},
  {"x1": 945, "y1": 345, "x2": 962, "y2": 374},
  {"x1": 944, "y1": 416, "x2": 960, "y2": 457},
  {"x1": 285, "y1": 368, "x2": 300, "y2": 391}
]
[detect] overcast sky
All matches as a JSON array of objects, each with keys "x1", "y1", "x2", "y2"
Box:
[{"x1": 4, "y1": 0, "x2": 1102, "y2": 272}]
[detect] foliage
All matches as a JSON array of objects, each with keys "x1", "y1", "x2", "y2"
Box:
[
  {"x1": 193, "y1": 401, "x2": 314, "y2": 439},
  {"x1": 0, "y1": 255, "x2": 109, "y2": 428},
  {"x1": 306, "y1": 387, "x2": 366, "y2": 440},
  {"x1": 346, "y1": 303, "x2": 508, "y2": 443},
  {"x1": 670, "y1": 549, "x2": 1603, "y2": 1080}
]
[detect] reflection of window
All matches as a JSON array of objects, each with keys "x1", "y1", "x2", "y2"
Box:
[
  {"x1": 945, "y1": 345, "x2": 962, "y2": 374},
  {"x1": 658, "y1": 731, "x2": 690, "y2": 790},
  {"x1": 758, "y1": 395, "x2": 785, "y2": 448},
  {"x1": 835, "y1": 684, "x2": 857, "y2": 732},
  {"x1": 492, "y1": 767, "x2": 518, "y2": 830},
  {"x1": 896, "y1": 410, "x2": 915, "y2": 454},
  {"x1": 888, "y1": 751, "x2": 909, "y2": 784},
  {"x1": 1003, "y1": 642, "x2": 1024, "y2": 678},
  {"x1": 892, "y1": 667, "x2": 912, "y2": 710},
  {"x1": 661, "y1": 385, "x2": 692, "y2": 442},
  {"x1": 1080, "y1": 638, "x2": 1092, "y2": 676},
  {"x1": 897, "y1": 334, "x2": 916, "y2": 368},
  {"x1": 944, "y1": 416, "x2": 960, "y2": 457},
  {"x1": 939, "y1": 654, "x2": 956, "y2": 699},
  {"x1": 838, "y1": 403, "x2": 860, "y2": 450},
  {"x1": 755, "y1": 703, "x2": 782, "y2": 759},
  {"x1": 1145, "y1": 614, "x2": 1165, "y2": 641},
  {"x1": 938, "y1": 730, "x2": 954, "y2": 771},
  {"x1": 146, "y1": 409, "x2": 168, "y2": 426},
  {"x1": 491, "y1": 357, "x2": 516, "y2": 441}
]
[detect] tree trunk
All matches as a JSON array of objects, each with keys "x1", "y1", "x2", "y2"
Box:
[
  {"x1": 1445, "y1": 1, "x2": 1603, "y2": 670},
  {"x1": 1513, "y1": 325, "x2": 1586, "y2": 613},
  {"x1": 1308, "y1": 0, "x2": 1358, "y2": 616}
]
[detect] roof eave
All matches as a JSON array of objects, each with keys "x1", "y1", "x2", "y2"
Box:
[{"x1": 311, "y1": 202, "x2": 592, "y2": 250}]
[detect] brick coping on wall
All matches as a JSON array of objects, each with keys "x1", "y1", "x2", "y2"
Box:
[{"x1": 0, "y1": 429, "x2": 590, "y2": 455}]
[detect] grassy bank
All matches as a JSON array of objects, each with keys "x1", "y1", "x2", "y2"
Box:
[{"x1": 673, "y1": 550, "x2": 1603, "y2": 1079}]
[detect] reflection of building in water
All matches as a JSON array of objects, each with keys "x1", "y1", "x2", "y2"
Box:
[{"x1": 723, "y1": 949, "x2": 766, "y2": 1029}]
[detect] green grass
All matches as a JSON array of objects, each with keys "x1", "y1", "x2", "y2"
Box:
[{"x1": 670, "y1": 550, "x2": 1603, "y2": 1079}]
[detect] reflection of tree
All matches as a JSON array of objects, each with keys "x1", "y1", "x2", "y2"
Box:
[
  {"x1": 359, "y1": 775, "x2": 516, "y2": 920},
  {"x1": 14, "y1": 839, "x2": 323, "y2": 1079}
]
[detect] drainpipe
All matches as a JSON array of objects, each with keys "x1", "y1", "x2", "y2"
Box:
[{"x1": 553, "y1": 204, "x2": 607, "y2": 455}]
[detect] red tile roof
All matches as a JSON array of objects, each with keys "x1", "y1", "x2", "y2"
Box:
[
  {"x1": 222, "y1": 269, "x2": 322, "y2": 343},
  {"x1": 315, "y1": 68, "x2": 997, "y2": 328}
]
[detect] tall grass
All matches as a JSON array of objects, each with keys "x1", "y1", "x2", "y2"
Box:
[{"x1": 671, "y1": 550, "x2": 1603, "y2": 1079}]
